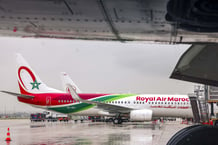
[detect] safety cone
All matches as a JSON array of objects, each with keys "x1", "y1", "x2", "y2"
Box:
[{"x1": 5, "y1": 128, "x2": 11, "y2": 141}]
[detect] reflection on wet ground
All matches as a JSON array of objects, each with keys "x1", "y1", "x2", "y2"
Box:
[{"x1": 0, "y1": 120, "x2": 189, "y2": 145}]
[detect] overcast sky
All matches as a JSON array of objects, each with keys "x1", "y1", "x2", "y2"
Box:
[{"x1": 0, "y1": 37, "x2": 195, "y2": 113}]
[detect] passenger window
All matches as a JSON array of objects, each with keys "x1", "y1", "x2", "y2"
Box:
[
  {"x1": 128, "y1": 101, "x2": 130, "y2": 104},
  {"x1": 121, "y1": 101, "x2": 123, "y2": 104}
]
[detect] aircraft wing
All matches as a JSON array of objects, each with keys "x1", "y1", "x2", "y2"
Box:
[
  {"x1": 67, "y1": 84, "x2": 132, "y2": 114},
  {"x1": 1, "y1": 0, "x2": 218, "y2": 44},
  {"x1": 0, "y1": 91, "x2": 35, "y2": 99}
]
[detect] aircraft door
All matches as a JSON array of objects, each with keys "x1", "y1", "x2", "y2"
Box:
[{"x1": 46, "y1": 96, "x2": 51, "y2": 106}]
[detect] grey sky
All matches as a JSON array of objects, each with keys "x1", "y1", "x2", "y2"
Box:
[{"x1": 0, "y1": 37, "x2": 195, "y2": 113}]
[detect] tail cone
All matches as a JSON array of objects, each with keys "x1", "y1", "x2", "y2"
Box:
[{"x1": 5, "y1": 128, "x2": 11, "y2": 141}]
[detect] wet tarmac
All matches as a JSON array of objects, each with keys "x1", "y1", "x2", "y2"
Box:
[{"x1": 0, "y1": 119, "x2": 190, "y2": 145}]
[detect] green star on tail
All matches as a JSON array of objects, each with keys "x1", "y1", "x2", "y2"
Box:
[{"x1": 30, "y1": 80, "x2": 41, "y2": 90}]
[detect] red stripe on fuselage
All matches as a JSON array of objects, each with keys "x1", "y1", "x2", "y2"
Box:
[
  {"x1": 17, "y1": 90, "x2": 109, "y2": 106},
  {"x1": 17, "y1": 75, "x2": 110, "y2": 106}
]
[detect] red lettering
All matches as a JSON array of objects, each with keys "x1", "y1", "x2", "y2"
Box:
[
  {"x1": 136, "y1": 96, "x2": 140, "y2": 101},
  {"x1": 157, "y1": 97, "x2": 161, "y2": 101},
  {"x1": 168, "y1": 97, "x2": 174, "y2": 101},
  {"x1": 141, "y1": 97, "x2": 144, "y2": 101}
]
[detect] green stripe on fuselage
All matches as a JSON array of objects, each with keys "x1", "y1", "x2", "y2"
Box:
[{"x1": 48, "y1": 94, "x2": 135, "y2": 114}]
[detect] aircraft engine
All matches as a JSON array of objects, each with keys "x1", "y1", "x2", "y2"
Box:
[{"x1": 130, "y1": 109, "x2": 152, "y2": 121}]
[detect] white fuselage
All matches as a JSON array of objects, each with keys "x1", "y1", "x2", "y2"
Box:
[{"x1": 72, "y1": 94, "x2": 193, "y2": 118}]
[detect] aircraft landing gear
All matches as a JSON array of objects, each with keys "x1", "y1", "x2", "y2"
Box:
[
  {"x1": 167, "y1": 125, "x2": 218, "y2": 145},
  {"x1": 112, "y1": 114, "x2": 123, "y2": 124},
  {"x1": 113, "y1": 118, "x2": 123, "y2": 124}
]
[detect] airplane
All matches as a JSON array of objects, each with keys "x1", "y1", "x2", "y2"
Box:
[
  {"x1": 0, "y1": 0, "x2": 217, "y2": 90},
  {"x1": 1, "y1": 54, "x2": 194, "y2": 124}
]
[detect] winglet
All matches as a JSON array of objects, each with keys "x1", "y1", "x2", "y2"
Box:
[
  {"x1": 66, "y1": 84, "x2": 96, "y2": 105},
  {"x1": 66, "y1": 84, "x2": 82, "y2": 101},
  {"x1": 61, "y1": 72, "x2": 82, "y2": 93}
]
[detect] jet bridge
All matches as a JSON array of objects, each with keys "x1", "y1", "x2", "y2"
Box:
[{"x1": 188, "y1": 85, "x2": 209, "y2": 123}]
